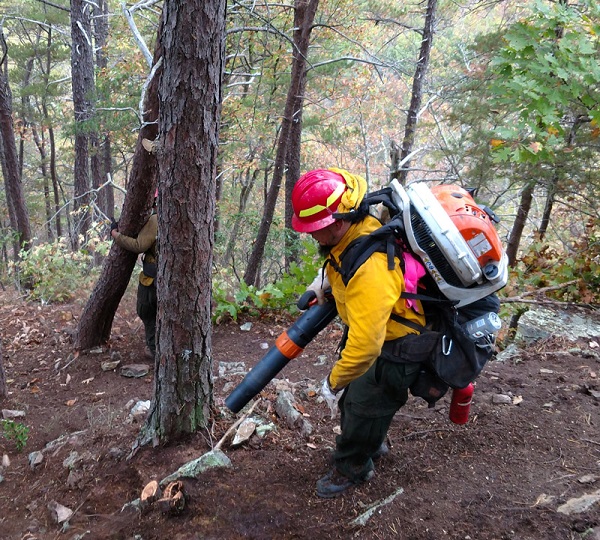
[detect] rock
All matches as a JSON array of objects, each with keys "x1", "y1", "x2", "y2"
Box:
[
  {"x1": 101, "y1": 360, "x2": 121, "y2": 371},
  {"x1": 28, "y1": 451, "x2": 44, "y2": 469},
  {"x1": 107, "y1": 447, "x2": 125, "y2": 460},
  {"x1": 517, "y1": 307, "x2": 600, "y2": 345},
  {"x1": 240, "y1": 322, "x2": 252, "y2": 331},
  {"x1": 495, "y1": 344, "x2": 521, "y2": 362},
  {"x1": 120, "y1": 364, "x2": 150, "y2": 378},
  {"x1": 218, "y1": 361, "x2": 246, "y2": 378},
  {"x1": 47, "y1": 500, "x2": 73, "y2": 523},
  {"x1": 492, "y1": 394, "x2": 512, "y2": 405},
  {"x1": 1, "y1": 409, "x2": 26, "y2": 419},
  {"x1": 2, "y1": 454, "x2": 10, "y2": 467},
  {"x1": 62, "y1": 451, "x2": 81, "y2": 470},
  {"x1": 313, "y1": 355, "x2": 327, "y2": 366},
  {"x1": 160, "y1": 449, "x2": 232, "y2": 485},
  {"x1": 129, "y1": 400, "x2": 151, "y2": 421},
  {"x1": 231, "y1": 418, "x2": 256, "y2": 446},
  {"x1": 578, "y1": 474, "x2": 599, "y2": 484},
  {"x1": 557, "y1": 489, "x2": 600, "y2": 515},
  {"x1": 275, "y1": 390, "x2": 313, "y2": 438},
  {"x1": 66, "y1": 469, "x2": 85, "y2": 489}
]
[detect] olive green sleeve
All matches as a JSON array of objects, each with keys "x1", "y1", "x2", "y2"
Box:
[{"x1": 113, "y1": 214, "x2": 157, "y2": 254}]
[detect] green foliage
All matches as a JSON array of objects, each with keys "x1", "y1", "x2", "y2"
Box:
[
  {"x1": 212, "y1": 239, "x2": 323, "y2": 323},
  {"x1": 1, "y1": 419, "x2": 30, "y2": 452},
  {"x1": 488, "y1": 0, "x2": 600, "y2": 163},
  {"x1": 10, "y1": 235, "x2": 111, "y2": 303},
  {"x1": 504, "y1": 219, "x2": 600, "y2": 305}
]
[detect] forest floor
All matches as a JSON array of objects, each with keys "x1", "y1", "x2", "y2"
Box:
[{"x1": 1, "y1": 287, "x2": 600, "y2": 540}]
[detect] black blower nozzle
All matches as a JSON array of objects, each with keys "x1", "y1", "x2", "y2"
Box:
[{"x1": 225, "y1": 297, "x2": 337, "y2": 413}]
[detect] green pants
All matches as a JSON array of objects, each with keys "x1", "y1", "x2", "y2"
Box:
[
  {"x1": 334, "y1": 357, "x2": 421, "y2": 481},
  {"x1": 136, "y1": 282, "x2": 157, "y2": 355}
]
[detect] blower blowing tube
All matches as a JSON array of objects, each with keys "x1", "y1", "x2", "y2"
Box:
[{"x1": 225, "y1": 291, "x2": 337, "y2": 413}]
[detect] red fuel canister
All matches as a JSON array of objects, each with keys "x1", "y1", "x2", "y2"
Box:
[{"x1": 449, "y1": 383, "x2": 474, "y2": 425}]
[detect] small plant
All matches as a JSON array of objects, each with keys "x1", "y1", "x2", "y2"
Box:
[
  {"x1": 10, "y1": 233, "x2": 111, "y2": 303},
  {"x1": 212, "y1": 239, "x2": 324, "y2": 322},
  {"x1": 1, "y1": 419, "x2": 30, "y2": 452}
]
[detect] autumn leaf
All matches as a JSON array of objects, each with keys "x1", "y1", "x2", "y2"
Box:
[
  {"x1": 528, "y1": 141, "x2": 543, "y2": 153},
  {"x1": 490, "y1": 139, "x2": 504, "y2": 148}
]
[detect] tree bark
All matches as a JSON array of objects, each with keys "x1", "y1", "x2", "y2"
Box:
[
  {"x1": 0, "y1": 336, "x2": 6, "y2": 401},
  {"x1": 140, "y1": 0, "x2": 226, "y2": 445},
  {"x1": 74, "y1": 42, "x2": 162, "y2": 351},
  {"x1": 70, "y1": 0, "x2": 96, "y2": 249},
  {"x1": 0, "y1": 33, "x2": 32, "y2": 257},
  {"x1": 505, "y1": 181, "x2": 534, "y2": 267},
  {"x1": 394, "y1": 0, "x2": 438, "y2": 185},
  {"x1": 93, "y1": 0, "x2": 113, "y2": 219},
  {"x1": 244, "y1": 0, "x2": 319, "y2": 286}
]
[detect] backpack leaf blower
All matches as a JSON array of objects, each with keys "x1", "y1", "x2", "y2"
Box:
[{"x1": 225, "y1": 293, "x2": 337, "y2": 413}]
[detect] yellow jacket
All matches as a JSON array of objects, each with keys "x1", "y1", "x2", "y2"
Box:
[
  {"x1": 113, "y1": 213, "x2": 158, "y2": 286},
  {"x1": 327, "y1": 215, "x2": 425, "y2": 390}
]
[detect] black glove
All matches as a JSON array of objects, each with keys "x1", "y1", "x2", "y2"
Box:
[{"x1": 110, "y1": 220, "x2": 119, "y2": 232}]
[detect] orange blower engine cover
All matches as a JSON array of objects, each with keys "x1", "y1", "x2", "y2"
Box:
[{"x1": 430, "y1": 185, "x2": 504, "y2": 270}]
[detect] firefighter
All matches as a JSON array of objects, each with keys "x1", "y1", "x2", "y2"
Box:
[
  {"x1": 291, "y1": 168, "x2": 425, "y2": 498},
  {"x1": 111, "y1": 191, "x2": 158, "y2": 358}
]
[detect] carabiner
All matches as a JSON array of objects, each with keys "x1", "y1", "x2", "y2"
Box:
[{"x1": 442, "y1": 335, "x2": 453, "y2": 356}]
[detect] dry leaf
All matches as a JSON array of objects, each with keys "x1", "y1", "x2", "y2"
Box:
[
  {"x1": 65, "y1": 399, "x2": 77, "y2": 406},
  {"x1": 306, "y1": 443, "x2": 317, "y2": 449}
]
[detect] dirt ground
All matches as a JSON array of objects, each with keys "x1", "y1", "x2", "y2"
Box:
[{"x1": 1, "y1": 287, "x2": 600, "y2": 540}]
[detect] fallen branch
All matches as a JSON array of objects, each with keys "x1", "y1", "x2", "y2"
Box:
[{"x1": 502, "y1": 280, "x2": 598, "y2": 310}]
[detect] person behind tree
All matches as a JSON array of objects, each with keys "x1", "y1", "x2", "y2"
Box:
[
  {"x1": 111, "y1": 190, "x2": 158, "y2": 358},
  {"x1": 291, "y1": 168, "x2": 426, "y2": 498}
]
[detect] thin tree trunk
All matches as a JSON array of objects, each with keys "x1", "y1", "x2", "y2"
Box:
[
  {"x1": 394, "y1": 0, "x2": 438, "y2": 185},
  {"x1": 223, "y1": 168, "x2": 258, "y2": 267},
  {"x1": 41, "y1": 27, "x2": 63, "y2": 238},
  {"x1": 0, "y1": 33, "x2": 32, "y2": 257},
  {"x1": 0, "y1": 337, "x2": 7, "y2": 401},
  {"x1": 244, "y1": 0, "x2": 319, "y2": 286},
  {"x1": 31, "y1": 126, "x2": 54, "y2": 241},
  {"x1": 505, "y1": 181, "x2": 535, "y2": 267},
  {"x1": 538, "y1": 173, "x2": 557, "y2": 241}
]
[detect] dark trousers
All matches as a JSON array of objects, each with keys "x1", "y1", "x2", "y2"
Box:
[
  {"x1": 136, "y1": 282, "x2": 157, "y2": 355},
  {"x1": 334, "y1": 357, "x2": 421, "y2": 481}
]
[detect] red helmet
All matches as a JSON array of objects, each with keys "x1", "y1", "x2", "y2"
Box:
[{"x1": 291, "y1": 169, "x2": 347, "y2": 233}]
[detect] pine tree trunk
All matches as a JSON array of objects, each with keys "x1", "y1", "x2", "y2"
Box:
[
  {"x1": 138, "y1": 0, "x2": 226, "y2": 445},
  {"x1": 74, "y1": 41, "x2": 163, "y2": 351},
  {"x1": 70, "y1": 0, "x2": 95, "y2": 249}
]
